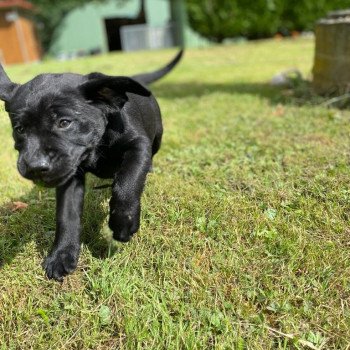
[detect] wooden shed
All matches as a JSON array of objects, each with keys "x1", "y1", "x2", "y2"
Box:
[{"x1": 0, "y1": 0, "x2": 41, "y2": 64}]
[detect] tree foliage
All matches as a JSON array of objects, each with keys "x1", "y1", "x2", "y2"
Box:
[{"x1": 186, "y1": 0, "x2": 350, "y2": 42}]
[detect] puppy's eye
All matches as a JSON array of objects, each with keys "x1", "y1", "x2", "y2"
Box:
[
  {"x1": 58, "y1": 119, "x2": 71, "y2": 129},
  {"x1": 14, "y1": 125, "x2": 24, "y2": 134}
]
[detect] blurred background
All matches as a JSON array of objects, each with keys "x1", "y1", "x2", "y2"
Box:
[{"x1": 0, "y1": 0, "x2": 349, "y2": 65}]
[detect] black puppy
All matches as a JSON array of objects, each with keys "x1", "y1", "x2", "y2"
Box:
[{"x1": 0, "y1": 50, "x2": 183, "y2": 281}]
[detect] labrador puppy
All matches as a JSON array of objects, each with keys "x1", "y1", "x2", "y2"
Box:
[{"x1": 0, "y1": 50, "x2": 183, "y2": 281}]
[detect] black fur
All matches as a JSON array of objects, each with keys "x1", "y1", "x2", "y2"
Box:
[{"x1": 0, "y1": 50, "x2": 183, "y2": 281}]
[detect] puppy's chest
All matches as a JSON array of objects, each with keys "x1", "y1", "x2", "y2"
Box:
[
  {"x1": 84, "y1": 112, "x2": 142, "y2": 179},
  {"x1": 86, "y1": 143, "x2": 125, "y2": 179}
]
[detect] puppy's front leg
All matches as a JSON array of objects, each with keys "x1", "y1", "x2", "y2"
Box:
[
  {"x1": 109, "y1": 137, "x2": 151, "y2": 242},
  {"x1": 44, "y1": 174, "x2": 85, "y2": 281}
]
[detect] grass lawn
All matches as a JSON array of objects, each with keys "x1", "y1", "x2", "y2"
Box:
[{"x1": 1, "y1": 38, "x2": 350, "y2": 349}]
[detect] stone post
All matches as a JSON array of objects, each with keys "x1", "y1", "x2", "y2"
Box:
[{"x1": 313, "y1": 10, "x2": 350, "y2": 95}]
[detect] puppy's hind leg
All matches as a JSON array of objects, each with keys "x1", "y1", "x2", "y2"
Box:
[
  {"x1": 148, "y1": 129, "x2": 163, "y2": 173},
  {"x1": 152, "y1": 127, "x2": 163, "y2": 157}
]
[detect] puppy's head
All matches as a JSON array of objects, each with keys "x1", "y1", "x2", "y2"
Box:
[{"x1": 0, "y1": 66, "x2": 150, "y2": 187}]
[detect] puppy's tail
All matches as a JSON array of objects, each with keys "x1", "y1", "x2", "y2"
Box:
[{"x1": 132, "y1": 49, "x2": 183, "y2": 85}]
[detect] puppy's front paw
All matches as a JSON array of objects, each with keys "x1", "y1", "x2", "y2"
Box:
[
  {"x1": 109, "y1": 206, "x2": 140, "y2": 243},
  {"x1": 43, "y1": 246, "x2": 79, "y2": 281}
]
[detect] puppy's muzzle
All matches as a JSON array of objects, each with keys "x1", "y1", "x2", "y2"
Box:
[{"x1": 26, "y1": 158, "x2": 51, "y2": 178}]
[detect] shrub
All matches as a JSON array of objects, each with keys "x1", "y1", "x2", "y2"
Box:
[{"x1": 186, "y1": 0, "x2": 350, "y2": 42}]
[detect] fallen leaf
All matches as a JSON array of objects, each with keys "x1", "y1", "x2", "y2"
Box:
[
  {"x1": 12, "y1": 201, "x2": 28, "y2": 211},
  {"x1": 273, "y1": 104, "x2": 285, "y2": 116}
]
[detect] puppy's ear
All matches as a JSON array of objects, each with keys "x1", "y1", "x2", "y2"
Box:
[
  {"x1": 0, "y1": 64, "x2": 18, "y2": 102},
  {"x1": 79, "y1": 74, "x2": 151, "y2": 107}
]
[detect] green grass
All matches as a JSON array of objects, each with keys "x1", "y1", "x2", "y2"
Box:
[{"x1": 1, "y1": 38, "x2": 350, "y2": 349}]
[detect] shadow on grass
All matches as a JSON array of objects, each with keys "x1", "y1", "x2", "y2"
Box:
[
  {"x1": 0, "y1": 177, "x2": 113, "y2": 269},
  {"x1": 153, "y1": 80, "x2": 331, "y2": 107}
]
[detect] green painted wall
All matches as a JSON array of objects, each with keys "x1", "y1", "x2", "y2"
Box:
[
  {"x1": 170, "y1": 0, "x2": 209, "y2": 48},
  {"x1": 50, "y1": 1, "x2": 138, "y2": 55},
  {"x1": 49, "y1": 0, "x2": 209, "y2": 56},
  {"x1": 146, "y1": 0, "x2": 171, "y2": 26},
  {"x1": 49, "y1": 0, "x2": 171, "y2": 56}
]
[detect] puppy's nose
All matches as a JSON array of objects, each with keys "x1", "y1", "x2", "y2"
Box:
[{"x1": 28, "y1": 160, "x2": 51, "y2": 176}]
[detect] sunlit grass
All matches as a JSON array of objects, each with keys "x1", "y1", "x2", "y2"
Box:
[{"x1": 1, "y1": 38, "x2": 350, "y2": 349}]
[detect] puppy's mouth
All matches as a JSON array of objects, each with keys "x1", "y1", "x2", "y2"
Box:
[{"x1": 32, "y1": 170, "x2": 75, "y2": 188}]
